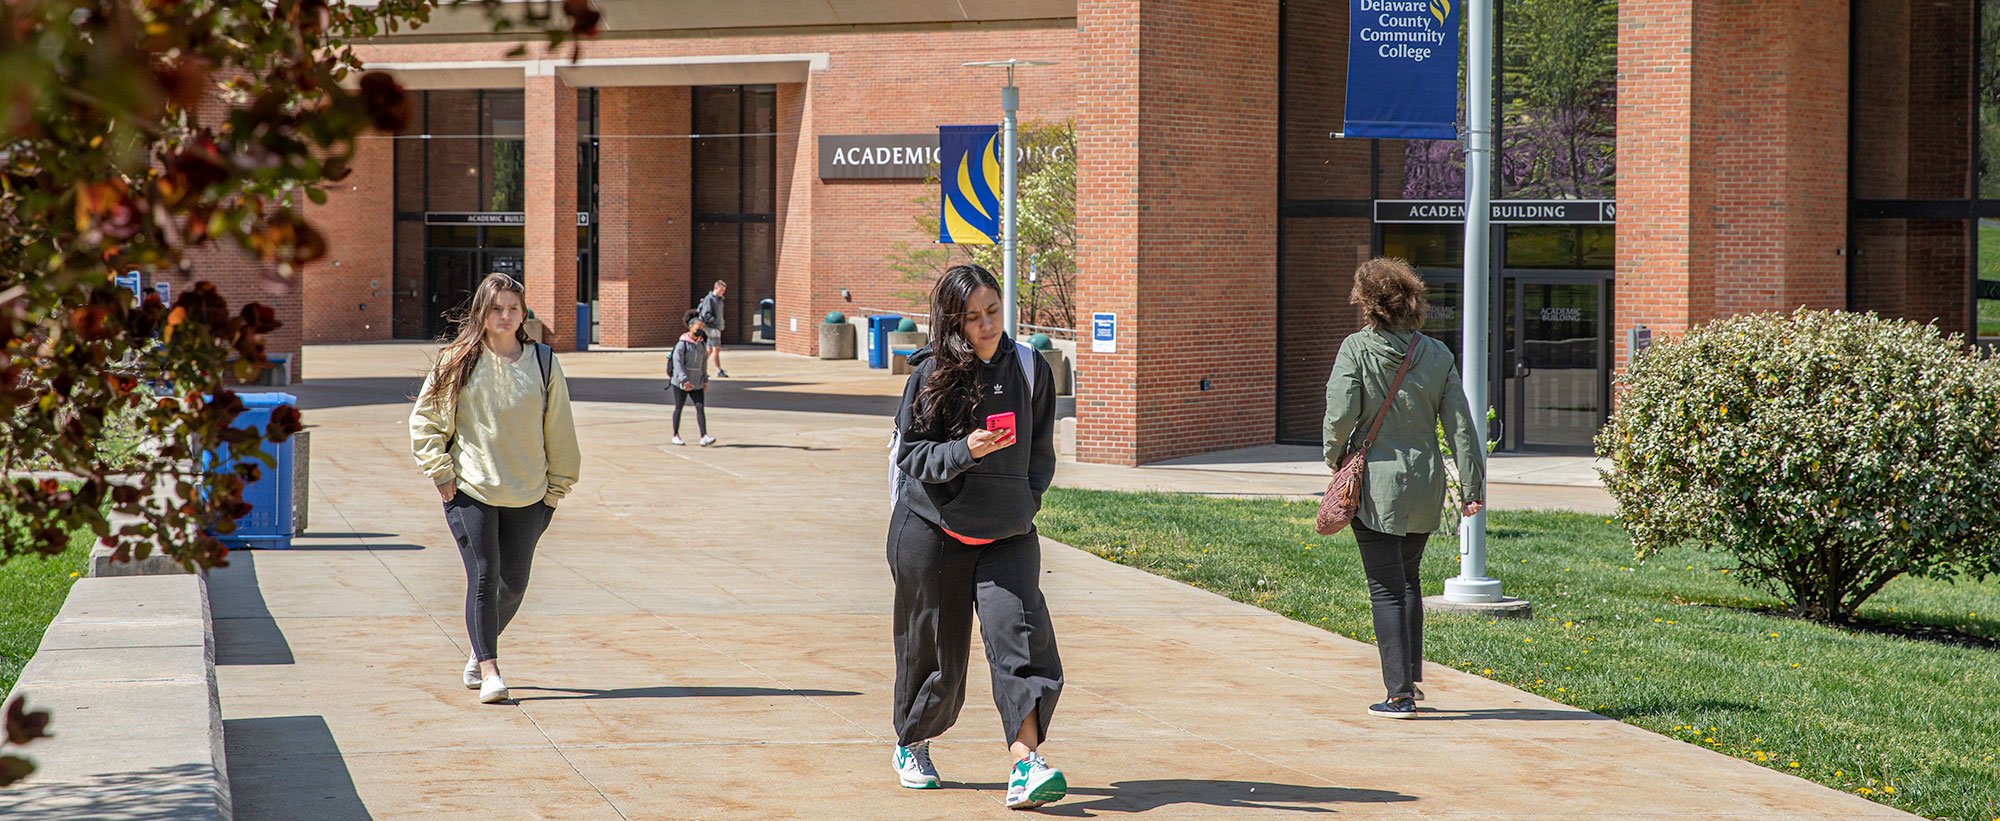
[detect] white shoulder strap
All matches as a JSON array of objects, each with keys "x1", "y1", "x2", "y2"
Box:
[{"x1": 1015, "y1": 340, "x2": 1037, "y2": 395}]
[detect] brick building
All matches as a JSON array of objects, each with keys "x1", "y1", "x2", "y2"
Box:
[{"x1": 245, "y1": 0, "x2": 1993, "y2": 464}]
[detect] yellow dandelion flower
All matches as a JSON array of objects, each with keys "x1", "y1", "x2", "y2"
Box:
[{"x1": 1788, "y1": 762, "x2": 1798, "y2": 768}]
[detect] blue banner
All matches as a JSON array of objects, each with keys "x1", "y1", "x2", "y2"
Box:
[
  {"x1": 938, "y1": 125, "x2": 1001, "y2": 245},
  {"x1": 1341, "y1": 0, "x2": 1460, "y2": 140}
]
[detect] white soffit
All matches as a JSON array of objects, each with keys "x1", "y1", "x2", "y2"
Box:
[
  {"x1": 353, "y1": 54, "x2": 832, "y2": 90},
  {"x1": 349, "y1": 0, "x2": 1074, "y2": 37}
]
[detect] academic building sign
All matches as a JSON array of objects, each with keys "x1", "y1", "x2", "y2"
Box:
[
  {"x1": 818, "y1": 134, "x2": 941, "y2": 179},
  {"x1": 1373, "y1": 199, "x2": 1616, "y2": 224}
]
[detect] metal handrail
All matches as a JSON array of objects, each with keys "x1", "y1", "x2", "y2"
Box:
[{"x1": 851, "y1": 307, "x2": 1076, "y2": 339}]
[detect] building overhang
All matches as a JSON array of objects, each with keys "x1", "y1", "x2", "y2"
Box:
[
  {"x1": 349, "y1": 53, "x2": 833, "y2": 90},
  {"x1": 346, "y1": 0, "x2": 1074, "y2": 41}
]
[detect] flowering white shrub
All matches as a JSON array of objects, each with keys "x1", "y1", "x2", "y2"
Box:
[{"x1": 1596, "y1": 309, "x2": 2000, "y2": 622}]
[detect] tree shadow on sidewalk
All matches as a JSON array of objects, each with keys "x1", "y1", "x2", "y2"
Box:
[
  {"x1": 950, "y1": 779, "x2": 1415, "y2": 815},
  {"x1": 509, "y1": 685, "x2": 860, "y2": 701}
]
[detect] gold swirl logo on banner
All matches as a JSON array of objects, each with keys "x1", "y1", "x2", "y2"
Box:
[
  {"x1": 942, "y1": 131, "x2": 1002, "y2": 244},
  {"x1": 1431, "y1": 0, "x2": 1451, "y2": 27}
]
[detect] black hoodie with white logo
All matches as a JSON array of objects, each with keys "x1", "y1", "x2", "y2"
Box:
[{"x1": 893, "y1": 338, "x2": 1057, "y2": 541}]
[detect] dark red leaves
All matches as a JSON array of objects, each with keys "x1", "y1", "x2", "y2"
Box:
[
  {"x1": 150, "y1": 55, "x2": 212, "y2": 112},
  {"x1": 4, "y1": 697, "x2": 50, "y2": 745},
  {"x1": 239, "y1": 303, "x2": 280, "y2": 334},
  {"x1": 563, "y1": 0, "x2": 602, "y2": 37},
  {"x1": 357, "y1": 72, "x2": 409, "y2": 133},
  {"x1": 265, "y1": 404, "x2": 302, "y2": 443}
]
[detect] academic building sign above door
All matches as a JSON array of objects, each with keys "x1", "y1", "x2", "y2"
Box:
[
  {"x1": 818, "y1": 134, "x2": 940, "y2": 180},
  {"x1": 1374, "y1": 199, "x2": 1616, "y2": 224}
]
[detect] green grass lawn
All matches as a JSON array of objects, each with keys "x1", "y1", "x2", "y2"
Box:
[
  {"x1": 1039, "y1": 488, "x2": 2000, "y2": 820},
  {"x1": 1980, "y1": 222, "x2": 2000, "y2": 339},
  {"x1": 0, "y1": 528, "x2": 94, "y2": 698}
]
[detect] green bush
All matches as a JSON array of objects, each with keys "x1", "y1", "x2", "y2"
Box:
[{"x1": 1597, "y1": 309, "x2": 2000, "y2": 622}]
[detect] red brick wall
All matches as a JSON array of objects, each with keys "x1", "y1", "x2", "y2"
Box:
[
  {"x1": 774, "y1": 81, "x2": 818, "y2": 353},
  {"x1": 302, "y1": 134, "x2": 395, "y2": 345},
  {"x1": 597, "y1": 86, "x2": 692, "y2": 348},
  {"x1": 524, "y1": 74, "x2": 579, "y2": 351},
  {"x1": 1074, "y1": 0, "x2": 1279, "y2": 465}
]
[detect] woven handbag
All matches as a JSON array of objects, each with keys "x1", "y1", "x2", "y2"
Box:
[{"x1": 1316, "y1": 333, "x2": 1421, "y2": 536}]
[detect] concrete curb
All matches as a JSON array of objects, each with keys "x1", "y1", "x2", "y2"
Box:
[{"x1": 0, "y1": 570, "x2": 230, "y2": 819}]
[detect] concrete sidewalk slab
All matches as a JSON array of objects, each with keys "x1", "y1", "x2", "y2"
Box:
[{"x1": 202, "y1": 343, "x2": 1909, "y2": 819}]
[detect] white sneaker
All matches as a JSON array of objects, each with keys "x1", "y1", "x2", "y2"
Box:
[
  {"x1": 479, "y1": 675, "x2": 510, "y2": 704},
  {"x1": 463, "y1": 656, "x2": 481, "y2": 689},
  {"x1": 892, "y1": 741, "x2": 940, "y2": 789},
  {"x1": 671, "y1": 435, "x2": 685, "y2": 446},
  {"x1": 1005, "y1": 751, "x2": 1066, "y2": 809},
  {"x1": 699, "y1": 435, "x2": 716, "y2": 447}
]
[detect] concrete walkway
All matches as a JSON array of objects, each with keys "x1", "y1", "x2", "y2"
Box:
[{"x1": 209, "y1": 344, "x2": 1908, "y2": 819}]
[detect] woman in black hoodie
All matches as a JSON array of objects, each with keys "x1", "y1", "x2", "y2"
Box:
[{"x1": 886, "y1": 264, "x2": 1066, "y2": 810}]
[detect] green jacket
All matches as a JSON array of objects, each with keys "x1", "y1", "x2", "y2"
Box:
[{"x1": 1322, "y1": 328, "x2": 1485, "y2": 536}]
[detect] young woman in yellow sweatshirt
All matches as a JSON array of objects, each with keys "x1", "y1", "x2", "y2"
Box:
[{"x1": 409, "y1": 273, "x2": 582, "y2": 704}]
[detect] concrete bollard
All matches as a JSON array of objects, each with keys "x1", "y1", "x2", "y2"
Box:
[{"x1": 819, "y1": 323, "x2": 856, "y2": 360}]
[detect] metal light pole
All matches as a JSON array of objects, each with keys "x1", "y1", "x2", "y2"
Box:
[
  {"x1": 1442, "y1": 0, "x2": 1504, "y2": 605},
  {"x1": 965, "y1": 59, "x2": 1055, "y2": 341}
]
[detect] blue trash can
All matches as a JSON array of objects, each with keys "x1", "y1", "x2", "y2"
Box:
[
  {"x1": 210, "y1": 392, "x2": 297, "y2": 550},
  {"x1": 574, "y1": 302, "x2": 591, "y2": 351},
  {"x1": 866, "y1": 314, "x2": 902, "y2": 369}
]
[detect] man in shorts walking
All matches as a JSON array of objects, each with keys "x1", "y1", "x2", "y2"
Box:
[{"x1": 698, "y1": 280, "x2": 729, "y2": 378}]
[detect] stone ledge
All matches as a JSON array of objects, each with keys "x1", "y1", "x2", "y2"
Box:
[{"x1": 0, "y1": 575, "x2": 231, "y2": 820}]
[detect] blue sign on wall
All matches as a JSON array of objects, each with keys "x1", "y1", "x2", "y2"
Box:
[{"x1": 1341, "y1": 0, "x2": 1460, "y2": 139}]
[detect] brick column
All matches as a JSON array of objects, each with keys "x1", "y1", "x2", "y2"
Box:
[
  {"x1": 303, "y1": 133, "x2": 395, "y2": 344},
  {"x1": 596, "y1": 86, "x2": 691, "y2": 348},
  {"x1": 774, "y1": 81, "x2": 818, "y2": 356},
  {"x1": 1074, "y1": 0, "x2": 1278, "y2": 465},
  {"x1": 525, "y1": 73, "x2": 579, "y2": 351}
]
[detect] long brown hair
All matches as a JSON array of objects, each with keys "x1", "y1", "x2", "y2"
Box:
[
  {"x1": 912, "y1": 264, "x2": 1001, "y2": 439},
  {"x1": 1350, "y1": 257, "x2": 1429, "y2": 331},
  {"x1": 419, "y1": 273, "x2": 532, "y2": 412}
]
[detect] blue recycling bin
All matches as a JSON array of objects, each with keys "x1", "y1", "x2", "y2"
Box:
[
  {"x1": 209, "y1": 391, "x2": 297, "y2": 550},
  {"x1": 866, "y1": 314, "x2": 902, "y2": 369},
  {"x1": 574, "y1": 302, "x2": 591, "y2": 351}
]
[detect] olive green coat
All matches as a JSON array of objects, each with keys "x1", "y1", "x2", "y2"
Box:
[{"x1": 1322, "y1": 328, "x2": 1485, "y2": 536}]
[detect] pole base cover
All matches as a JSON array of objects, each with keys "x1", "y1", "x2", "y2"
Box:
[
  {"x1": 1442, "y1": 576, "x2": 1505, "y2": 603},
  {"x1": 1423, "y1": 594, "x2": 1533, "y2": 619}
]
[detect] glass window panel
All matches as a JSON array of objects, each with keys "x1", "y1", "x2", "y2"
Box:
[
  {"x1": 693, "y1": 87, "x2": 743, "y2": 215},
  {"x1": 485, "y1": 139, "x2": 524, "y2": 211},
  {"x1": 482, "y1": 91, "x2": 524, "y2": 138},
  {"x1": 1504, "y1": 225, "x2": 1613, "y2": 269},
  {"x1": 1497, "y1": 0, "x2": 1617, "y2": 198},
  {"x1": 484, "y1": 225, "x2": 524, "y2": 249},
  {"x1": 425, "y1": 93, "x2": 483, "y2": 212},
  {"x1": 1981, "y1": 0, "x2": 2000, "y2": 198},
  {"x1": 1389, "y1": 140, "x2": 1466, "y2": 199},
  {"x1": 1852, "y1": 218, "x2": 1972, "y2": 335},
  {"x1": 1282, "y1": 0, "x2": 1373, "y2": 200},
  {"x1": 426, "y1": 224, "x2": 481, "y2": 248},
  {"x1": 1381, "y1": 224, "x2": 1464, "y2": 268},
  {"x1": 1852, "y1": 0, "x2": 1974, "y2": 200}
]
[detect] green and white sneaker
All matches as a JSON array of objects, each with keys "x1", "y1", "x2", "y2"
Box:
[
  {"x1": 1005, "y1": 752, "x2": 1066, "y2": 810},
  {"x1": 892, "y1": 741, "x2": 940, "y2": 789}
]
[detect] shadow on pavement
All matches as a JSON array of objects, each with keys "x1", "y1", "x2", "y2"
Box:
[
  {"x1": 510, "y1": 685, "x2": 862, "y2": 701},
  {"x1": 279, "y1": 543, "x2": 426, "y2": 551},
  {"x1": 1415, "y1": 707, "x2": 1615, "y2": 721},
  {"x1": 288, "y1": 375, "x2": 903, "y2": 417},
  {"x1": 952, "y1": 779, "x2": 1415, "y2": 815},
  {"x1": 0, "y1": 763, "x2": 227, "y2": 819},
  {"x1": 208, "y1": 551, "x2": 295, "y2": 666},
  {"x1": 225, "y1": 715, "x2": 373, "y2": 821}
]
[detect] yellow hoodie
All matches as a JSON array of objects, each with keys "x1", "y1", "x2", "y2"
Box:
[{"x1": 410, "y1": 346, "x2": 581, "y2": 509}]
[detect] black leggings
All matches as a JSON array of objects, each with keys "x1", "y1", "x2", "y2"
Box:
[
  {"x1": 671, "y1": 386, "x2": 707, "y2": 436},
  {"x1": 443, "y1": 492, "x2": 554, "y2": 662}
]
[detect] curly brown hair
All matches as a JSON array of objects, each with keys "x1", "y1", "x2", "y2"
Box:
[{"x1": 1350, "y1": 257, "x2": 1429, "y2": 331}]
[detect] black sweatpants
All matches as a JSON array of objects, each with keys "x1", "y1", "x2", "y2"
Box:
[
  {"x1": 444, "y1": 492, "x2": 554, "y2": 662},
  {"x1": 1353, "y1": 521, "x2": 1430, "y2": 700},
  {"x1": 670, "y1": 386, "x2": 707, "y2": 437},
  {"x1": 888, "y1": 504, "x2": 1063, "y2": 748}
]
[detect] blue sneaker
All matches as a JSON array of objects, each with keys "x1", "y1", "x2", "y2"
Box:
[
  {"x1": 893, "y1": 741, "x2": 939, "y2": 789},
  {"x1": 1005, "y1": 752, "x2": 1066, "y2": 809}
]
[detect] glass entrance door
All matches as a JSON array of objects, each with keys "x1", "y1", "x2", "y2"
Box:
[
  {"x1": 424, "y1": 250, "x2": 476, "y2": 338},
  {"x1": 1504, "y1": 276, "x2": 1611, "y2": 452}
]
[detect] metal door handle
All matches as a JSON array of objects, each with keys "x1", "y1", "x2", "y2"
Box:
[{"x1": 1515, "y1": 359, "x2": 1532, "y2": 378}]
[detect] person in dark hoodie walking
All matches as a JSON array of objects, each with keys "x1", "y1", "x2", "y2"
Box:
[
  {"x1": 886, "y1": 264, "x2": 1065, "y2": 810},
  {"x1": 668, "y1": 312, "x2": 714, "y2": 446}
]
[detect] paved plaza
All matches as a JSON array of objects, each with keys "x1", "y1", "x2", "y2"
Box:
[{"x1": 207, "y1": 343, "x2": 1912, "y2": 819}]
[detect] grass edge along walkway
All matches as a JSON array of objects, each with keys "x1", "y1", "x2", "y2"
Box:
[
  {"x1": 0, "y1": 527, "x2": 95, "y2": 698},
  {"x1": 1038, "y1": 487, "x2": 2000, "y2": 821}
]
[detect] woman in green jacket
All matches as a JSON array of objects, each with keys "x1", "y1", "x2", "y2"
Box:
[{"x1": 1322, "y1": 258, "x2": 1486, "y2": 719}]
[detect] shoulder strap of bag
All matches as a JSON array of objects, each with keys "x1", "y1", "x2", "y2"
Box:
[
  {"x1": 1014, "y1": 339, "x2": 1037, "y2": 395},
  {"x1": 1358, "y1": 332, "x2": 1422, "y2": 451},
  {"x1": 536, "y1": 343, "x2": 554, "y2": 415}
]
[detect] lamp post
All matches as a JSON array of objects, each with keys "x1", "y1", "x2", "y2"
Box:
[
  {"x1": 964, "y1": 59, "x2": 1055, "y2": 341},
  {"x1": 1434, "y1": 0, "x2": 1527, "y2": 618}
]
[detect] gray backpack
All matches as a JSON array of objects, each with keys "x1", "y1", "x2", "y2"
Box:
[{"x1": 888, "y1": 340, "x2": 1037, "y2": 507}]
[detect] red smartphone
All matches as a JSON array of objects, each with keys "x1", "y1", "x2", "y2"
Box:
[{"x1": 985, "y1": 411, "x2": 1017, "y2": 438}]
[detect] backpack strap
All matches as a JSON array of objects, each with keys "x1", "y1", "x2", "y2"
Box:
[
  {"x1": 536, "y1": 342, "x2": 554, "y2": 415},
  {"x1": 1014, "y1": 339, "x2": 1037, "y2": 396}
]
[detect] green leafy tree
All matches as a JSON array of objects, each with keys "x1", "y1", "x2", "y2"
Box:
[
  {"x1": 887, "y1": 120, "x2": 1076, "y2": 333},
  {"x1": 0, "y1": 0, "x2": 596, "y2": 786},
  {"x1": 1597, "y1": 310, "x2": 2000, "y2": 622}
]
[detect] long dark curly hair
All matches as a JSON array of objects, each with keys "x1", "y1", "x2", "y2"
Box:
[{"x1": 912, "y1": 264, "x2": 1002, "y2": 439}]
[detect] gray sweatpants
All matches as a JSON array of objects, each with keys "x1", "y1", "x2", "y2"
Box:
[{"x1": 887, "y1": 504, "x2": 1063, "y2": 747}]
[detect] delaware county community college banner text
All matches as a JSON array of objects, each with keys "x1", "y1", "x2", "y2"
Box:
[{"x1": 1342, "y1": 0, "x2": 1460, "y2": 139}]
